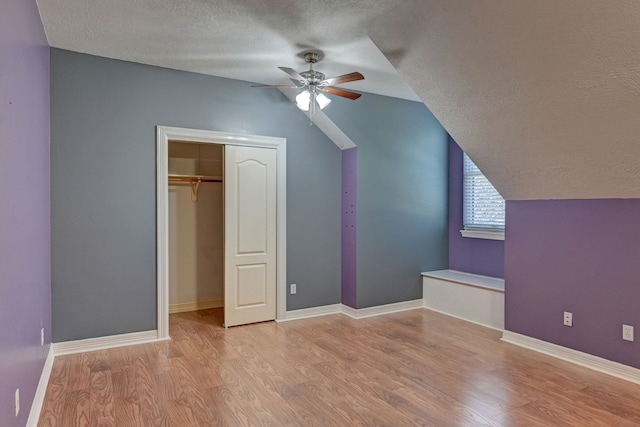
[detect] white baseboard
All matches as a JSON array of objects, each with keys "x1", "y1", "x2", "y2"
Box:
[
  {"x1": 52, "y1": 330, "x2": 164, "y2": 356},
  {"x1": 169, "y1": 298, "x2": 224, "y2": 314},
  {"x1": 424, "y1": 307, "x2": 503, "y2": 331},
  {"x1": 501, "y1": 331, "x2": 640, "y2": 385},
  {"x1": 342, "y1": 299, "x2": 424, "y2": 319},
  {"x1": 26, "y1": 346, "x2": 54, "y2": 427},
  {"x1": 280, "y1": 300, "x2": 424, "y2": 322},
  {"x1": 278, "y1": 304, "x2": 342, "y2": 322}
]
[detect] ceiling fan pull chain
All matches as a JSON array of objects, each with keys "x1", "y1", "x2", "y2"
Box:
[{"x1": 310, "y1": 92, "x2": 316, "y2": 125}]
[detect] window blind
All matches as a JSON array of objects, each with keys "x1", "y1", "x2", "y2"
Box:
[{"x1": 463, "y1": 153, "x2": 505, "y2": 231}]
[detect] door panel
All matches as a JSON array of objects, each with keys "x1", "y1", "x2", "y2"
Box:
[
  {"x1": 224, "y1": 145, "x2": 277, "y2": 327},
  {"x1": 237, "y1": 160, "x2": 268, "y2": 254},
  {"x1": 236, "y1": 264, "x2": 267, "y2": 306}
]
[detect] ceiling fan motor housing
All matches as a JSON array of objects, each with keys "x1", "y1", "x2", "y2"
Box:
[
  {"x1": 303, "y1": 51, "x2": 320, "y2": 64},
  {"x1": 302, "y1": 52, "x2": 324, "y2": 86},
  {"x1": 301, "y1": 70, "x2": 325, "y2": 85}
]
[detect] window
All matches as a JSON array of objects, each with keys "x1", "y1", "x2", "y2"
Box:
[{"x1": 462, "y1": 153, "x2": 505, "y2": 240}]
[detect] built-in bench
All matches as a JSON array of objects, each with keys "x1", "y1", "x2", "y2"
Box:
[{"x1": 422, "y1": 269, "x2": 504, "y2": 330}]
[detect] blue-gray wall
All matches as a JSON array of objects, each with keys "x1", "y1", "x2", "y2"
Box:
[
  {"x1": 50, "y1": 49, "x2": 341, "y2": 341},
  {"x1": 325, "y1": 94, "x2": 449, "y2": 308}
]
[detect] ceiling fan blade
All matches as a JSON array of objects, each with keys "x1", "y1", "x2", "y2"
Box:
[
  {"x1": 320, "y1": 86, "x2": 362, "y2": 100},
  {"x1": 251, "y1": 84, "x2": 300, "y2": 88},
  {"x1": 278, "y1": 66, "x2": 308, "y2": 84},
  {"x1": 320, "y1": 72, "x2": 364, "y2": 86}
]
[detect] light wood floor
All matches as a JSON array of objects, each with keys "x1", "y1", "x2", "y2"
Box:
[{"x1": 39, "y1": 308, "x2": 640, "y2": 426}]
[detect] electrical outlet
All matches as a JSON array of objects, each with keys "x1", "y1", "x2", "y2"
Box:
[
  {"x1": 623, "y1": 325, "x2": 634, "y2": 342},
  {"x1": 15, "y1": 388, "x2": 19, "y2": 417},
  {"x1": 41, "y1": 327, "x2": 45, "y2": 346},
  {"x1": 290, "y1": 284, "x2": 297, "y2": 295},
  {"x1": 563, "y1": 311, "x2": 573, "y2": 327}
]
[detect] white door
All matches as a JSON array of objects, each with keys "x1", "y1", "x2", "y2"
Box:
[{"x1": 224, "y1": 145, "x2": 277, "y2": 327}]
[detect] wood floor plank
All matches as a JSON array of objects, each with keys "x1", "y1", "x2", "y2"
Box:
[
  {"x1": 67, "y1": 353, "x2": 92, "y2": 392},
  {"x1": 111, "y1": 370, "x2": 141, "y2": 427},
  {"x1": 38, "y1": 354, "x2": 71, "y2": 424},
  {"x1": 568, "y1": 383, "x2": 640, "y2": 423},
  {"x1": 89, "y1": 370, "x2": 115, "y2": 426},
  {"x1": 63, "y1": 390, "x2": 90, "y2": 427},
  {"x1": 38, "y1": 308, "x2": 640, "y2": 426},
  {"x1": 132, "y1": 349, "x2": 167, "y2": 425},
  {"x1": 207, "y1": 384, "x2": 260, "y2": 426},
  {"x1": 286, "y1": 380, "x2": 380, "y2": 427}
]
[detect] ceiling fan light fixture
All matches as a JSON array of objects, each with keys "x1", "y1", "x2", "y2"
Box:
[
  {"x1": 295, "y1": 90, "x2": 311, "y2": 111},
  {"x1": 295, "y1": 90, "x2": 331, "y2": 112},
  {"x1": 316, "y1": 93, "x2": 331, "y2": 109}
]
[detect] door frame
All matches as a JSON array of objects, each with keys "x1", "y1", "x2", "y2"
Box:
[{"x1": 156, "y1": 126, "x2": 287, "y2": 339}]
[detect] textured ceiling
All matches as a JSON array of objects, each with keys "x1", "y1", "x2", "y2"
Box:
[
  {"x1": 35, "y1": 0, "x2": 420, "y2": 101},
  {"x1": 37, "y1": 0, "x2": 640, "y2": 199},
  {"x1": 370, "y1": 1, "x2": 640, "y2": 200}
]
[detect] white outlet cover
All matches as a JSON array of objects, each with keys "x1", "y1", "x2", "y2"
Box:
[
  {"x1": 623, "y1": 325, "x2": 634, "y2": 342},
  {"x1": 563, "y1": 311, "x2": 573, "y2": 327},
  {"x1": 15, "y1": 388, "x2": 19, "y2": 417}
]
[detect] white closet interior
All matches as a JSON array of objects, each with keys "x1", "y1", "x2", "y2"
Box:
[{"x1": 168, "y1": 141, "x2": 224, "y2": 313}]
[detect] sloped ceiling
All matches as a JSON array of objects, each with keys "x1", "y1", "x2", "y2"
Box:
[
  {"x1": 370, "y1": 1, "x2": 640, "y2": 200},
  {"x1": 37, "y1": 0, "x2": 640, "y2": 199}
]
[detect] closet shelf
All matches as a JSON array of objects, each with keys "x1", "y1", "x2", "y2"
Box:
[{"x1": 168, "y1": 174, "x2": 222, "y2": 183}]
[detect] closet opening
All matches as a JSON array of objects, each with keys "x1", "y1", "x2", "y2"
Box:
[
  {"x1": 156, "y1": 126, "x2": 287, "y2": 339},
  {"x1": 168, "y1": 141, "x2": 224, "y2": 330}
]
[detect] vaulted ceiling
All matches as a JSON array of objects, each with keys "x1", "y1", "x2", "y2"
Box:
[{"x1": 37, "y1": 0, "x2": 640, "y2": 200}]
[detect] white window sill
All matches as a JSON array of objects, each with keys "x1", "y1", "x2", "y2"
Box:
[{"x1": 460, "y1": 229, "x2": 505, "y2": 241}]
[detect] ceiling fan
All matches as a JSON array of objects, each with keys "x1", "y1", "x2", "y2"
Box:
[{"x1": 252, "y1": 51, "x2": 364, "y2": 119}]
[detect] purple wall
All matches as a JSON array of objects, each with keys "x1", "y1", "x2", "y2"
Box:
[
  {"x1": 341, "y1": 148, "x2": 357, "y2": 308},
  {"x1": 0, "y1": 1, "x2": 51, "y2": 425},
  {"x1": 506, "y1": 199, "x2": 640, "y2": 368},
  {"x1": 449, "y1": 139, "x2": 504, "y2": 278}
]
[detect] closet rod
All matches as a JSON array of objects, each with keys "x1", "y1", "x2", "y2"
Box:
[{"x1": 168, "y1": 175, "x2": 222, "y2": 183}]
